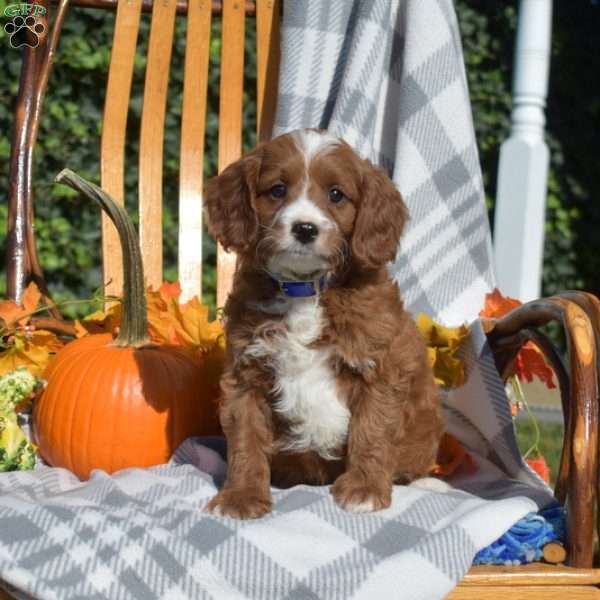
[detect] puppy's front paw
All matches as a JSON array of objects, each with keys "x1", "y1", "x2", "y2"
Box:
[
  {"x1": 206, "y1": 488, "x2": 272, "y2": 519},
  {"x1": 332, "y1": 472, "x2": 391, "y2": 513}
]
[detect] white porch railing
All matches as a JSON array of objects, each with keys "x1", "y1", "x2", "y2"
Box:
[{"x1": 493, "y1": 0, "x2": 553, "y2": 302}]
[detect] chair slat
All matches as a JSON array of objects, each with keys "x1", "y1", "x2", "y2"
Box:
[
  {"x1": 256, "y1": 0, "x2": 279, "y2": 142},
  {"x1": 179, "y1": 0, "x2": 212, "y2": 302},
  {"x1": 100, "y1": 0, "x2": 142, "y2": 297},
  {"x1": 139, "y1": 0, "x2": 177, "y2": 290},
  {"x1": 216, "y1": 0, "x2": 245, "y2": 308}
]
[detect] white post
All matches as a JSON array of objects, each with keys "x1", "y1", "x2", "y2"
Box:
[{"x1": 493, "y1": 0, "x2": 552, "y2": 302}]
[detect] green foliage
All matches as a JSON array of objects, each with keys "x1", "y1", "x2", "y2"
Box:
[{"x1": 1, "y1": 3, "x2": 599, "y2": 314}]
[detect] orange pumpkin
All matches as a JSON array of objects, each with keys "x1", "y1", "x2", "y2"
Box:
[{"x1": 34, "y1": 170, "x2": 221, "y2": 479}]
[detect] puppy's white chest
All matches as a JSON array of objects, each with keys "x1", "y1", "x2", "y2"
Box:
[{"x1": 245, "y1": 297, "x2": 350, "y2": 459}]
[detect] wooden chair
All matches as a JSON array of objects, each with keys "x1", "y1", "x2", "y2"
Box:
[{"x1": 4, "y1": 1, "x2": 600, "y2": 598}]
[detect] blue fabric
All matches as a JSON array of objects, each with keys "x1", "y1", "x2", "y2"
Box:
[{"x1": 474, "y1": 503, "x2": 565, "y2": 566}]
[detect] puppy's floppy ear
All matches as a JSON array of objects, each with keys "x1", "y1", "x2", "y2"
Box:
[
  {"x1": 204, "y1": 149, "x2": 262, "y2": 253},
  {"x1": 351, "y1": 160, "x2": 408, "y2": 270}
]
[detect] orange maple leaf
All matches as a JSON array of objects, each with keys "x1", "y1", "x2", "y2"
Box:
[
  {"x1": 480, "y1": 288, "x2": 556, "y2": 389},
  {"x1": 526, "y1": 455, "x2": 551, "y2": 483},
  {"x1": 479, "y1": 288, "x2": 522, "y2": 319},
  {"x1": 159, "y1": 281, "x2": 182, "y2": 300},
  {"x1": 21, "y1": 283, "x2": 41, "y2": 315},
  {"x1": 0, "y1": 283, "x2": 42, "y2": 329},
  {"x1": 145, "y1": 285, "x2": 225, "y2": 386},
  {"x1": 516, "y1": 346, "x2": 557, "y2": 389},
  {"x1": 146, "y1": 285, "x2": 224, "y2": 353},
  {"x1": 0, "y1": 300, "x2": 23, "y2": 329}
]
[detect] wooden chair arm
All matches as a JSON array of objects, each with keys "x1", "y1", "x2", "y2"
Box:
[{"x1": 485, "y1": 293, "x2": 599, "y2": 568}]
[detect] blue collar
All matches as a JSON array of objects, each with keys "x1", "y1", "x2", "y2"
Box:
[{"x1": 271, "y1": 275, "x2": 330, "y2": 297}]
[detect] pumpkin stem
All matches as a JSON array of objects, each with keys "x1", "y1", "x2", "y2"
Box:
[{"x1": 55, "y1": 169, "x2": 150, "y2": 348}]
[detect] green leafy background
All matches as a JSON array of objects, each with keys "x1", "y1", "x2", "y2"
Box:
[{"x1": 0, "y1": 2, "x2": 598, "y2": 315}]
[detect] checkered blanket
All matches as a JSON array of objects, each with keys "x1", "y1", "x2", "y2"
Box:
[{"x1": 0, "y1": 1, "x2": 557, "y2": 599}]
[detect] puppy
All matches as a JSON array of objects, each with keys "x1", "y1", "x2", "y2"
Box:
[{"x1": 204, "y1": 129, "x2": 443, "y2": 518}]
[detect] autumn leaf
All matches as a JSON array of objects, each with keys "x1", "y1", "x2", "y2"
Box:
[
  {"x1": 144, "y1": 284, "x2": 225, "y2": 386},
  {"x1": 430, "y1": 433, "x2": 477, "y2": 477},
  {"x1": 433, "y1": 350, "x2": 467, "y2": 387},
  {"x1": 417, "y1": 314, "x2": 469, "y2": 350},
  {"x1": 0, "y1": 301, "x2": 22, "y2": 330},
  {"x1": 146, "y1": 286, "x2": 224, "y2": 352},
  {"x1": 417, "y1": 314, "x2": 469, "y2": 387},
  {"x1": 479, "y1": 288, "x2": 556, "y2": 389},
  {"x1": 0, "y1": 282, "x2": 43, "y2": 329},
  {"x1": 479, "y1": 288, "x2": 522, "y2": 319},
  {"x1": 74, "y1": 303, "x2": 122, "y2": 338},
  {"x1": 526, "y1": 455, "x2": 551, "y2": 483},
  {"x1": 516, "y1": 346, "x2": 557, "y2": 389},
  {"x1": 0, "y1": 330, "x2": 64, "y2": 377},
  {"x1": 21, "y1": 283, "x2": 41, "y2": 315},
  {"x1": 0, "y1": 284, "x2": 64, "y2": 377},
  {"x1": 159, "y1": 281, "x2": 182, "y2": 300}
]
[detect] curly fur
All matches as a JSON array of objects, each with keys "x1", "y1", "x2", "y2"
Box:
[{"x1": 203, "y1": 129, "x2": 443, "y2": 519}]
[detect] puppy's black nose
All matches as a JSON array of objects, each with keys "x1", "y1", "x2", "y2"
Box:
[{"x1": 292, "y1": 221, "x2": 319, "y2": 244}]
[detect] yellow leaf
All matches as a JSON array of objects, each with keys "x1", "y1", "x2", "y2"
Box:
[
  {"x1": 75, "y1": 304, "x2": 121, "y2": 338},
  {"x1": 431, "y1": 348, "x2": 466, "y2": 387},
  {"x1": 426, "y1": 346, "x2": 437, "y2": 369},
  {"x1": 146, "y1": 287, "x2": 224, "y2": 351},
  {"x1": 416, "y1": 313, "x2": 469, "y2": 349},
  {"x1": 417, "y1": 314, "x2": 469, "y2": 388},
  {"x1": 0, "y1": 330, "x2": 64, "y2": 377}
]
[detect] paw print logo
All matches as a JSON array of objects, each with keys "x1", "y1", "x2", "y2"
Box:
[{"x1": 4, "y1": 15, "x2": 45, "y2": 49}]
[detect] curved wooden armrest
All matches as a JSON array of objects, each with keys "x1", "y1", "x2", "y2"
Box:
[{"x1": 484, "y1": 293, "x2": 599, "y2": 568}]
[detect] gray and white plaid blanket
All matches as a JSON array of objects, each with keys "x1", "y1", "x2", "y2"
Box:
[{"x1": 0, "y1": 1, "x2": 556, "y2": 599}]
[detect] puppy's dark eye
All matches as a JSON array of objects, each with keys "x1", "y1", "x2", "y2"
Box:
[
  {"x1": 329, "y1": 188, "x2": 345, "y2": 203},
  {"x1": 270, "y1": 184, "x2": 287, "y2": 199}
]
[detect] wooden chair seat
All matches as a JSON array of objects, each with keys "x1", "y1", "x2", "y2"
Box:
[
  {"x1": 5, "y1": 1, "x2": 599, "y2": 598},
  {"x1": 450, "y1": 564, "x2": 600, "y2": 599}
]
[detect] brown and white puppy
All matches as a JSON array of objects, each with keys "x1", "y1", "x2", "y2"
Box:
[{"x1": 204, "y1": 129, "x2": 443, "y2": 519}]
